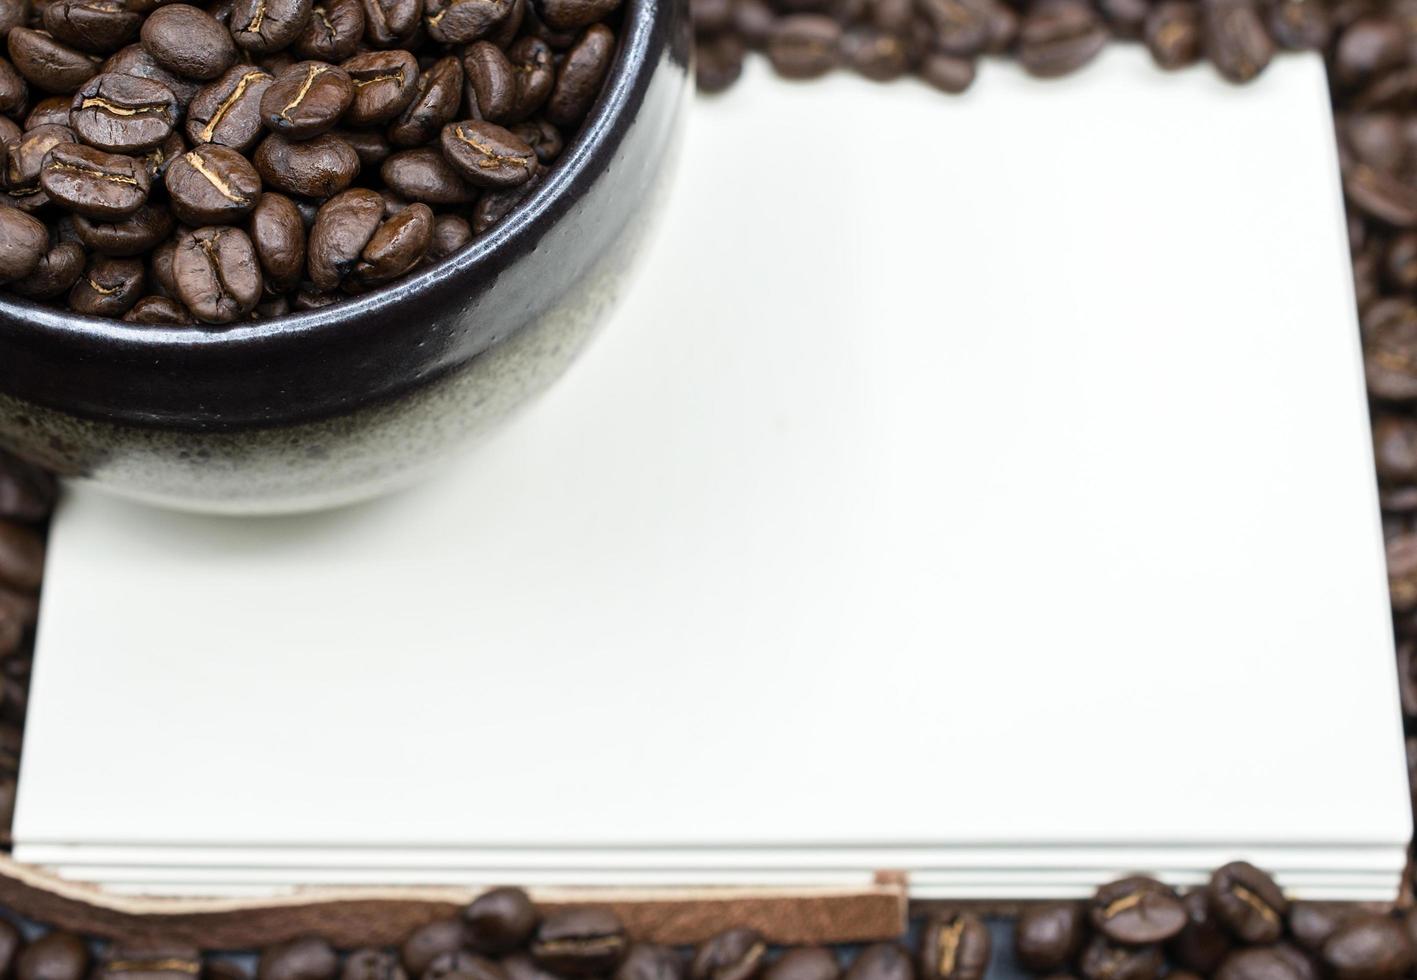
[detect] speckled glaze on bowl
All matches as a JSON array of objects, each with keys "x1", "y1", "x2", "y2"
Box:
[{"x1": 0, "y1": 0, "x2": 690, "y2": 514}]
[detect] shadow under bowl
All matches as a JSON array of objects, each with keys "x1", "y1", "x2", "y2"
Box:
[{"x1": 0, "y1": 0, "x2": 691, "y2": 515}]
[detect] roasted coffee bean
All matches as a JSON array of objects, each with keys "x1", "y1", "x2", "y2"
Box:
[
  {"x1": 291, "y1": 282, "x2": 337, "y2": 307},
  {"x1": 464, "y1": 888, "x2": 538, "y2": 955},
  {"x1": 531, "y1": 909, "x2": 627, "y2": 977},
  {"x1": 149, "y1": 235, "x2": 177, "y2": 292},
  {"x1": 1267, "y1": 0, "x2": 1327, "y2": 50},
  {"x1": 72, "y1": 201, "x2": 173, "y2": 253},
  {"x1": 388, "y1": 52, "x2": 459, "y2": 145},
  {"x1": 140, "y1": 4, "x2": 236, "y2": 79},
  {"x1": 381, "y1": 145, "x2": 474, "y2": 202},
  {"x1": 400, "y1": 920, "x2": 467, "y2": 977},
  {"x1": 1321, "y1": 916, "x2": 1412, "y2": 980},
  {"x1": 426, "y1": 210, "x2": 468, "y2": 257},
  {"x1": 137, "y1": 128, "x2": 183, "y2": 179},
  {"x1": 0, "y1": 0, "x2": 25, "y2": 38},
  {"x1": 533, "y1": 0, "x2": 612, "y2": 31},
  {"x1": 0, "y1": 207, "x2": 48, "y2": 283},
  {"x1": 424, "y1": 951, "x2": 506, "y2": 980},
  {"x1": 230, "y1": 0, "x2": 313, "y2": 52},
  {"x1": 353, "y1": 198, "x2": 429, "y2": 282},
  {"x1": 615, "y1": 947, "x2": 686, "y2": 980},
  {"x1": 1203, "y1": 0, "x2": 1273, "y2": 84},
  {"x1": 258, "y1": 938, "x2": 339, "y2": 980},
  {"x1": 506, "y1": 35, "x2": 552, "y2": 118},
  {"x1": 1217, "y1": 946, "x2": 1317, "y2": 980},
  {"x1": 1169, "y1": 889, "x2": 1233, "y2": 974},
  {"x1": 1017, "y1": 0, "x2": 1107, "y2": 78},
  {"x1": 122, "y1": 294, "x2": 190, "y2": 321},
  {"x1": 471, "y1": 164, "x2": 535, "y2": 230},
  {"x1": 424, "y1": 0, "x2": 511, "y2": 43},
  {"x1": 1014, "y1": 903, "x2": 1084, "y2": 972},
  {"x1": 360, "y1": 0, "x2": 419, "y2": 45},
  {"x1": 544, "y1": 21, "x2": 610, "y2": 125},
  {"x1": 1364, "y1": 299, "x2": 1417, "y2": 399},
  {"x1": 730, "y1": 0, "x2": 773, "y2": 44},
  {"x1": 94, "y1": 942, "x2": 202, "y2": 980},
  {"x1": 40, "y1": 142, "x2": 149, "y2": 217},
  {"x1": 691, "y1": 930, "x2": 766, "y2": 980},
  {"x1": 1096, "y1": 0, "x2": 1148, "y2": 38},
  {"x1": 1208, "y1": 862, "x2": 1287, "y2": 945},
  {"x1": 187, "y1": 66, "x2": 274, "y2": 151},
  {"x1": 42, "y1": 0, "x2": 139, "y2": 52},
  {"x1": 261, "y1": 60, "x2": 353, "y2": 137},
  {"x1": 918, "y1": 0, "x2": 988, "y2": 56},
  {"x1": 68, "y1": 253, "x2": 143, "y2": 313},
  {"x1": 837, "y1": 27, "x2": 904, "y2": 80},
  {"x1": 24, "y1": 95, "x2": 68, "y2": 127},
  {"x1": 166, "y1": 143, "x2": 260, "y2": 223},
  {"x1": 342, "y1": 48, "x2": 417, "y2": 123},
  {"x1": 510, "y1": 115, "x2": 559, "y2": 161},
  {"x1": 919, "y1": 52, "x2": 975, "y2": 92},
  {"x1": 342, "y1": 950, "x2": 406, "y2": 980},
  {"x1": 8, "y1": 28, "x2": 99, "y2": 92},
  {"x1": 765, "y1": 13, "x2": 837, "y2": 78},
  {"x1": 760, "y1": 951, "x2": 836, "y2": 980},
  {"x1": 1145, "y1": 1, "x2": 1200, "y2": 69},
  {"x1": 254, "y1": 130, "x2": 359, "y2": 195},
  {"x1": 440, "y1": 118, "x2": 533, "y2": 186},
  {"x1": 329, "y1": 126, "x2": 388, "y2": 166},
  {"x1": 172, "y1": 223, "x2": 261, "y2": 322},
  {"x1": 102, "y1": 43, "x2": 198, "y2": 105},
  {"x1": 17, "y1": 934, "x2": 86, "y2": 980},
  {"x1": 293, "y1": 0, "x2": 364, "y2": 60},
  {"x1": 919, "y1": 914, "x2": 988, "y2": 980},
  {"x1": 1077, "y1": 937, "x2": 1162, "y2": 980},
  {"x1": 486, "y1": 0, "x2": 525, "y2": 47},
  {"x1": 841, "y1": 946, "x2": 909, "y2": 980},
  {"x1": 0, "y1": 57, "x2": 28, "y2": 114},
  {"x1": 70, "y1": 72, "x2": 177, "y2": 151},
  {"x1": 248, "y1": 190, "x2": 305, "y2": 290},
  {"x1": 462, "y1": 40, "x2": 515, "y2": 120},
  {"x1": 1, "y1": 123, "x2": 75, "y2": 210},
  {"x1": 9, "y1": 239, "x2": 83, "y2": 296},
  {"x1": 1390, "y1": 531, "x2": 1417, "y2": 611},
  {"x1": 307, "y1": 185, "x2": 383, "y2": 288},
  {"x1": 1291, "y1": 904, "x2": 1362, "y2": 953},
  {"x1": 1090, "y1": 876, "x2": 1186, "y2": 945},
  {"x1": 1345, "y1": 159, "x2": 1417, "y2": 227},
  {"x1": 1335, "y1": 16, "x2": 1404, "y2": 89},
  {"x1": 1387, "y1": 232, "x2": 1417, "y2": 289}
]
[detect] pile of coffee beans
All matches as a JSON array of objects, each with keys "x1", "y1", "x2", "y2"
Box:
[{"x1": 0, "y1": 0, "x2": 622, "y2": 324}]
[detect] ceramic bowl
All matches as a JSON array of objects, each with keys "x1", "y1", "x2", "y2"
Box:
[{"x1": 0, "y1": 0, "x2": 690, "y2": 514}]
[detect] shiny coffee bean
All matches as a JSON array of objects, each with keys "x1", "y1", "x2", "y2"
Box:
[
  {"x1": 917, "y1": 0, "x2": 988, "y2": 55},
  {"x1": 24, "y1": 95, "x2": 70, "y2": 127},
  {"x1": 400, "y1": 920, "x2": 467, "y2": 978},
  {"x1": 1090, "y1": 876, "x2": 1186, "y2": 945},
  {"x1": 424, "y1": 0, "x2": 512, "y2": 43},
  {"x1": 381, "y1": 145, "x2": 474, "y2": 202},
  {"x1": 254, "y1": 130, "x2": 359, "y2": 195},
  {"x1": 1334, "y1": 16, "x2": 1404, "y2": 89},
  {"x1": 1169, "y1": 889, "x2": 1233, "y2": 974},
  {"x1": 122, "y1": 294, "x2": 191, "y2": 322},
  {"x1": 9, "y1": 239, "x2": 84, "y2": 296},
  {"x1": 293, "y1": 0, "x2": 364, "y2": 60},
  {"x1": 42, "y1": 0, "x2": 139, "y2": 52},
  {"x1": 470, "y1": 164, "x2": 535, "y2": 231},
  {"x1": 462, "y1": 40, "x2": 515, "y2": 120},
  {"x1": 187, "y1": 66, "x2": 274, "y2": 151},
  {"x1": 353, "y1": 199, "x2": 429, "y2": 283},
  {"x1": 166, "y1": 143, "x2": 260, "y2": 223},
  {"x1": 70, "y1": 72, "x2": 178, "y2": 151},
  {"x1": 230, "y1": 0, "x2": 313, "y2": 52},
  {"x1": 8, "y1": 28, "x2": 100, "y2": 93},
  {"x1": 102, "y1": 43, "x2": 199, "y2": 105},
  {"x1": 760, "y1": 951, "x2": 836, "y2": 980},
  {"x1": 261, "y1": 60, "x2": 353, "y2": 137},
  {"x1": 766, "y1": 14, "x2": 838, "y2": 78},
  {"x1": 307, "y1": 185, "x2": 383, "y2": 288},
  {"x1": 342, "y1": 950, "x2": 406, "y2": 980},
  {"x1": 1320, "y1": 916, "x2": 1412, "y2": 980},
  {"x1": 342, "y1": 48, "x2": 418, "y2": 123},
  {"x1": 840, "y1": 27, "x2": 907, "y2": 81},
  {"x1": 68, "y1": 252, "x2": 144, "y2": 314},
  {"x1": 1291, "y1": 905, "x2": 1362, "y2": 953},
  {"x1": 389, "y1": 52, "x2": 459, "y2": 145},
  {"x1": 423, "y1": 951, "x2": 505, "y2": 980},
  {"x1": 17, "y1": 934, "x2": 89, "y2": 980},
  {"x1": 426, "y1": 210, "x2": 469, "y2": 258},
  {"x1": 94, "y1": 942, "x2": 203, "y2": 980},
  {"x1": 40, "y1": 142, "x2": 150, "y2": 218},
  {"x1": 691, "y1": 931, "x2": 766, "y2": 980},
  {"x1": 72, "y1": 201, "x2": 173, "y2": 253},
  {"x1": 530, "y1": 909, "x2": 628, "y2": 977},
  {"x1": 360, "y1": 0, "x2": 419, "y2": 46},
  {"x1": 615, "y1": 948, "x2": 686, "y2": 980},
  {"x1": 920, "y1": 914, "x2": 989, "y2": 980},
  {"x1": 510, "y1": 115, "x2": 559, "y2": 161},
  {"x1": 140, "y1": 4, "x2": 237, "y2": 80},
  {"x1": 841, "y1": 946, "x2": 910, "y2": 980},
  {"x1": 1077, "y1": 937, "x2": 1162, "y2": 980},
  {"x1": 172, "y1": 223, "x2": 261, "y2": 322},
  {"x1": 504, "y1": 35, "x2": 552, "y2": 117},
  {"x1": 0, "y1": 206, "x2": 49, "y2": 281},
  {"x1": 1017, "y1": 0, "x2": 1107, "y2": 78},
  {"x1": 1015, "y1": 903, "x2": 1085, "y2": 972},
  {"x1": 333, "y1": 126, "x2": 391, "y2": 165},
  {"x1": 248, "y1": 190, "x2": 305, "y2": 290},
  {"x1": 1144, "y1": 1, "x2": 1200, "y2": 69},
  {"x1": 137, "y1": 128, "x2": 183, "y2": 179},
  {"x1": 919, "y1": 52, "x2": 975, "y2": 92},
  {"x1": 544, "y1": 22, "x2": 610, "y2": 125},
  {"x1": 1, "y1": 122, "x2": 75, "y2": 210},
  {"x1": 440, "y1": 118, "x2": 533, "y2": 186},
  {"x1": 258, "y1": 938, "x2": 339, "y2": 980},
  {"x1": 1208, "y1": 862, "x2": 1287, "y2": 945},
  {"x1": 464, "y1": 888, "x2": 539, "y2": 955},
  {"x1": 1202, "y1": 0, "x2": 1274, "y2": 84},
  {"x1": 149, "y1": 235, "x2": 177, "y2": 293},
  {"x1": 533, "y1": 0, "x2": 614, "y2": 31}
]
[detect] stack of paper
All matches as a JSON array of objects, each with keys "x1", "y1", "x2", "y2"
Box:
[{"x1": 11, "y1": 47, "x2": 1411, "y2": 901}]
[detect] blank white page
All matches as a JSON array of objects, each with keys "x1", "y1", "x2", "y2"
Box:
[{"x1": 15, "y1": 48, "x2": 1410, "y2": 868}]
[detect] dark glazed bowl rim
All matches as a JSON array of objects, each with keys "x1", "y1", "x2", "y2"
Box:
[{"x1": 0, "y1": 0, "x2": 659, "y2": 360}]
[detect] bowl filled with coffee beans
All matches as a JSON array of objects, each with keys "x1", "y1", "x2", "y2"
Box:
[{"x1": 0, "y1": 0, "x2": 688, "y2": 513}]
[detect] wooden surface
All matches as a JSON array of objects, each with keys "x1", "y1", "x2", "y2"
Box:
[{"x1": 0, "y1": 856, "x2": 908, "y2": 947}]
